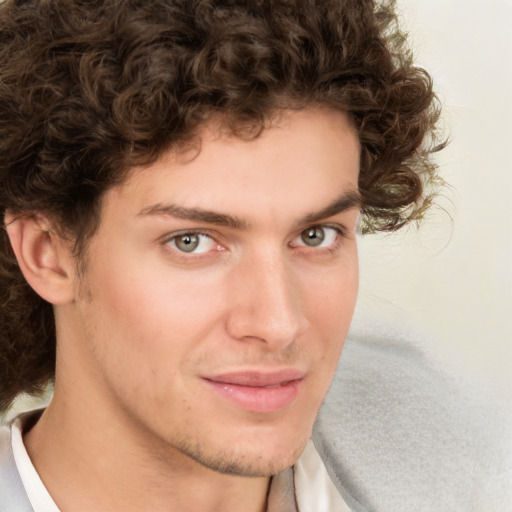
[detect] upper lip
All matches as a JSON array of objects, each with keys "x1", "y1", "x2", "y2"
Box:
[{"x1": 203, "y1": 369, "x2": 306, "y2": 387}]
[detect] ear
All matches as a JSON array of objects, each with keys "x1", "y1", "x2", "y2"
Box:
[{"x1": 4, "y1": 212, "x2": 76, "y2": 305}]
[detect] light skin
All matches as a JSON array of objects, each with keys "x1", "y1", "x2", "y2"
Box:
[{"x1": 7, "y1": 107, "x2": 360, "y2": 512}]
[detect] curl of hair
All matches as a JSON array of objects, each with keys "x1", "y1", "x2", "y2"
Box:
[{"x1": 0, "y1": 0, "x2": 444, "y2": 410}]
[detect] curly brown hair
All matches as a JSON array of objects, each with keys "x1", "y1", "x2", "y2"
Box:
[{"x1": 0, "y1": 0, "x2": 443, "y2": 411}]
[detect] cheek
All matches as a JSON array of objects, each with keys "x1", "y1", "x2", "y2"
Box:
[
  {"x1": 88, "y1": 258, "x2": 232, "y2": 388},
  {"x1": 304, "y1": 255, "x2": 359, "y2": 372},
  {"x1": 81, "y1": 265, "x2": 222, "y2": 412},
  {"x1": 307, "y1": 255, "x2": 359, "y2": 330}
]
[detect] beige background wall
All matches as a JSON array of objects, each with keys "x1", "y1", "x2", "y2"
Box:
[{"x1": 355, "y1": 0, "x2": 512, "y2": 394}]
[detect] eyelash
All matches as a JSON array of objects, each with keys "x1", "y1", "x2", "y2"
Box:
[
  {"x1": 290, "y1": 224, "x2": 345, "y2": 252},
  {"x1": 162, "y1": 224, "x2": 346, "y2": 259},
  {"x1": 162, "y1": 229, "x2": 223, "y2": 260}
]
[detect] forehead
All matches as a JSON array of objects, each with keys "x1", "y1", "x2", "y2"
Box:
[{"x1": 106, "y1": 107, "x2": 361, "y2": 225}]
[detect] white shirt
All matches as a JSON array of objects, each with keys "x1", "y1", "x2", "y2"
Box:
[
  {"x1": 11, "y1": 415, "x2": 59, "y2": 512},
  {"x1": 10, "y1": 413, "x2": 351, "y2": 512}
]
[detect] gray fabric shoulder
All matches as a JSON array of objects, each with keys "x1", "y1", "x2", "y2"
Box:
[
  {"x1": 0, "y1": 421, "x2": 34, "y2": 512},
  {"x1": 313, "y1": 332, "x2": 512, "y2": 512}
]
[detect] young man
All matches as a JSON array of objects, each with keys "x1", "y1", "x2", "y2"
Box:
[{"x1": 0, "y1": 0, "x2": 483, "y2": 510}]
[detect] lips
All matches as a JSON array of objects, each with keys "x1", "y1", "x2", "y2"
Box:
[{"x1": 202, "y1": 369, "x2": 305, "y2": 413}]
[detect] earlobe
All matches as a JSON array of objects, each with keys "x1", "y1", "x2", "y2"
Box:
[{"x1": 4, "y1": 212, "x2": 76, "y2": 305}]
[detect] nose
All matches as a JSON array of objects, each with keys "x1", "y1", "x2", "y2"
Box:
[{"x1": 225, "y1": 250, "x2": 307, "y2": 349}]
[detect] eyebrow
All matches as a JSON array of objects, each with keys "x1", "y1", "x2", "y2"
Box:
[
  {"x1": 138, "y1": 203, "x2": 248, "y2": 229},
  {"x1": 137, "y1": 189, "x2": 361, "y2": 230},
  {"x1": 299, "y1": 190, "x2": 361, "y2": 226}
]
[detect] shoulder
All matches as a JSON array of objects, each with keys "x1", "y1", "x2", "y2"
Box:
[{"x1": 313, "y1": 330, "x2": 512, "y2": 512}]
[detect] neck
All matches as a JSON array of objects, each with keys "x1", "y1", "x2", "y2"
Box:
[{"x1": 23, "y1": 387, "x2": 271, "y2": 512}]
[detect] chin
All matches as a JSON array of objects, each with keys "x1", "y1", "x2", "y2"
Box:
[{"x1": 175, "y1": 427, "x2": 311, "y2": 477}]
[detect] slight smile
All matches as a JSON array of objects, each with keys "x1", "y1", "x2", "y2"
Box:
[{"x1": 202, "y1": 370, "x2": 306, "y2": 413}]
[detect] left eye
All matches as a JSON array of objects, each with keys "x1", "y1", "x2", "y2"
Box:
[
  {"x1": 294, "y1": 226, "x2": 339, "y2": 248},
  {"x1": 166, "y1": 233, "x2": 217, "y2": 253}
]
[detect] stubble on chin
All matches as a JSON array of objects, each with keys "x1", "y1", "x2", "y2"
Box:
[{"x1": 169, "y1": 429, "x2": 311, "y2": 478}]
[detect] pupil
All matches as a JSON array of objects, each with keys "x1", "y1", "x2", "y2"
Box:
[
  {"x1": 176, "y1": 234, "x2": 199, "y2": 252},
  {"x1": 302, "y1": 227, "x2": 325, "y2": 247}
]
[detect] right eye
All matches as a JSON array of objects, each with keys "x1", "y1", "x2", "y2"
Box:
[{"x1": 166, "y1": 232, "x2": 217, "y2": 254}]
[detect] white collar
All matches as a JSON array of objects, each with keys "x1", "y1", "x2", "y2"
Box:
[
  {"x1": 295, "y1": 440, "x2": 351, "y2": 512},
  {"x1": 11, "y1": 413, "x2": 60, "y2": 512}
]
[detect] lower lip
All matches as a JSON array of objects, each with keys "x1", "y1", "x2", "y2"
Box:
[{"x1": 203, "y1": 379, "x2": 302, "y2": 413}]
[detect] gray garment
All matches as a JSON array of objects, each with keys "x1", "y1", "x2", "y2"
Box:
[
  {"x1": 313, "y1": 331, "x2": 512, "y2": 511},
  {"x1": 1, "y1": 333, "x2": 511, "y2": 511}
]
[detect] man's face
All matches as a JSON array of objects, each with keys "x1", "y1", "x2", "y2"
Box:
[{"x1": 62, "y1": 107, "x2": 360, "y2": 476}]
